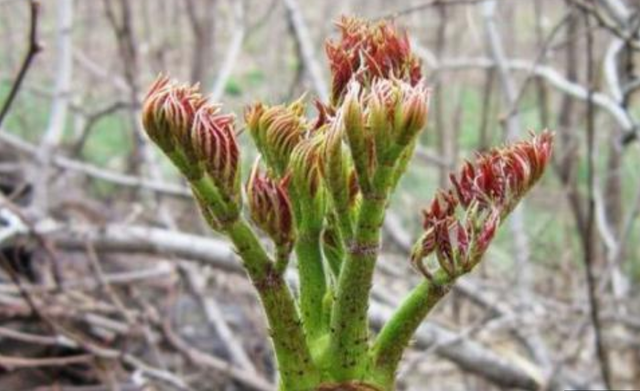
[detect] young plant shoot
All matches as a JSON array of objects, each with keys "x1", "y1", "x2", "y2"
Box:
[{"x1": 141, "y1": 16, "x2": 553, "y2": 391}]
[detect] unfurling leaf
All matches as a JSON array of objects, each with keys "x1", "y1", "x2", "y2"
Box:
[
  {"x1": 247, "y1": 161, "x2": 296, "y2": 252},
  {"x1": 141, "y1": 75, "x2": 207, "y2": 179},
  {"x1": 191, "y1": 104, "x2": 241, "y2": 201},
  {"x1": 411, "y1": 131, "x2": 554, "y2": 281}
]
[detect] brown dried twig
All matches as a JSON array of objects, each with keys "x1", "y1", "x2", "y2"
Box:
[
  {"x1": 582, "y1": 10, "x2": 612, "y2": 390},
  {"x1": 0, "y1": 0, "x2": 42, "y2": 128},
  {"x1": 567, "y1": 0, "x2": 640, "y2": 50},
  {"x1": 377, "y1": 0, "x2": 500, "y2": 20},
  {"x1": 160, "y1": 320, "x2": 275, "y2": 391},
  {"x1": 0, "y1": 353, "x2": 94, "y2": 369}
]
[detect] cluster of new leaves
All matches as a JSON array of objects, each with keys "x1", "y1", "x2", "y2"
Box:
[
  {"x1": 140, "y1": 16, "x2": 428, "y2": 268},
  {"x1": 238, "y1": 17, "x2": 432, "y2": 263},
  {"x1": 411, "y1": 132, "x2": 554, "y2": 281},
  {"x1": 142, "y1": 77, "x2": 241, "y2": 225},
  {"x1": 326, "y1": 16, "x2": 422, "y2": 104}
]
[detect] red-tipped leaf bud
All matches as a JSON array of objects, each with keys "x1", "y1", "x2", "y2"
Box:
[
  {"x1": 247, "y1": 161, "x2": 295, "y2": 250},
  {"x1": 336, "y1": 79, "x2": 429, "y2": 193},
  {"x1": 245, "y1": 97, "x2": 308, "y2": 177},
  {"x1": 322, "y1": 120, "x2": 359, "y2": 236},
  {"x1": 290, "y1": 133, "x2": 327, "y2": 228},
  {"x1": 395, "y1": 81, "x2": 430, "y2": 146},
  {"x1": 341, "y1": 82, "x2": 375, "y2": 192},
  {"x1": 192, "y1": 104, "x2": 240, "y2": 200},
  {"x1": 368, "y1": 78, "x2": 430, "y2": 150},
  {"x1": 142, "y1": 74, "x2": 206, "y2": 178},
  {"x1": 244, "y1": 102, "x2": 265, "y2": 139},
  {"x1": 326, "y1": 16, "x2": 422, "y2": 104}
]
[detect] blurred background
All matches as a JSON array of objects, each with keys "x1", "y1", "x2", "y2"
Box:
[{"x1": 0, "y1": 0, "x2": 639, "y2": 390}]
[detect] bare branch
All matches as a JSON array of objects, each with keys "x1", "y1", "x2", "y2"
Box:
[
  {"x1": 0, "y1": 129, "x2": 191, "y2": 198},
  {"x1": 481, "y1": 0, "x2": 532, "y2": 299},
  {"x1": 210, "y1": 0, "x2": 245, "y2": 99},
  {"x1": 31, "y1": 0, "x2": 74, "y2": 213},
  {"x1": 160, "y1": 320, "x2": 274, "y2": 391},
  {"x1": 281, "y1": 0, "x2": 329, "y2": 102},
  {"x1": 582, "y1": 11, "x2": 612, "y2": 388},
  {"x1": 0, "y1": 354, "x2": 94, "y2": 369},
  {"x1": 180, "y1": 263, "x2": 258, "y2": 374},
  {"x1": 377, "y1": 0, "x2": 498, "y2": 20},
  {"x1": 567, "y1": 0, "x2": 640, "y2": 49},
  {"x1": 413, "y1": 44, "x2": 637, "y2": 132},
  {"x1": 0, "y1": 0, "x2": 42, "y2": 127}
]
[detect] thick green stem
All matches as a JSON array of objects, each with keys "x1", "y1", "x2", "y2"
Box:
[
  {"x1": 334, "y1": 202, "x2": 355, "y2": 245},
  {"x1": 191, "y1": 177, "x2": 319, "y2": 389},
  {"x1": 225, "y1": 220, "x2": 320, "y2": 389},
  {"x1": 328, "y1": 164, "x2": 395, "y2": 380},
  {"x1": 296, "y1": 228, "x2": 328, "y2": 342},
  {"x1": 370, "y1": 272, "x2": 451, "y2": 387}
]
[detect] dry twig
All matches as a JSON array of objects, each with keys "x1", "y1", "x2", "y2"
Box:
[{"x1": 0, "y1": 0, "x2": 42, "y2": 127}]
